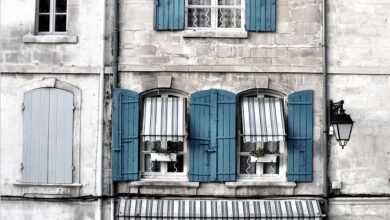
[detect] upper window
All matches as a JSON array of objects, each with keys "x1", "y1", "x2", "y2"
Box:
[
  {"x1": 238, "y1": 92, "x2": 287, "y2": 180},
  {"x1": 186, "y1": 0, "x2": 245, "y2": 30},
  {"x1": 22, "y1": 88, "x2": 74, "y2": 184},
  {"x1": 140, "y1": 92, "x2": 188, "y2": 179},
  {"x1": 37, "y1": 0, "x2": 67, "y2": 33}
]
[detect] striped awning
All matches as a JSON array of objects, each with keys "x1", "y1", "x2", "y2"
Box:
[
  {"x1": 241, "y1": 97, "x2": 286, "y2": 143},
  {"x1": 116, "y1": 199, "x2": 324, "y2": 219},
  {"x1": 142, "y1": 96, "x2": 186, "y2": 142}
]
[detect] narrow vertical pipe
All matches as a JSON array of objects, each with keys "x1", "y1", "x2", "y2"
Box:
[
  {"x1": 112, "y1": 0, "x2": 119, "y2": 88},
  {"x1": 322, "y1": 0, "x2": 329, "y2": 198}
]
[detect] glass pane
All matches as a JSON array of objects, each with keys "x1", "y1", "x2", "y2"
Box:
[
  {"x1": 241, "y1": 142, "x2": 256, "y2": 153},
  {"x1": 265, "y1": 142, "x2": 279, "y2": 154},
  {"x1": 168, "y1": 155, "x2": 184, "y2": 173},
  {"x1": 264, "y1": 158, "x2": 279, "y2": 174},
  {"x1": 218, "y1": 8, "x2": 241, "y2": 28},
  {"x1": 167, "y1": 141, "x2": 184, "y2": 152},
  {"x1": 38, "y1": 15, "x2": 50, "y2": 32},
  {"x1": 188, "y1": 0, "x2": 211, "y2": 5},
  {"x1": 187, "y1": 8, "x2": 211, "y2": 28},
  {"x1": 55, "y1": 15, "x2": 67, "y2": 32},
  {"x1": 240, "y1": 156, "x2": 256, "y2": 174},
  {"x1": 56, "y1": 0, "x2": 67, "y2": 12},
  {"x1": 39, "y1": 0, "x2": 50, "y2": 13},
  {"x1": 149, "y1": 141, "x2": 162, "y2": 152},
  {"x1": 144, "y1": 154, "x2": 161, "y2": 172},
  {"x1": 218, "y1": 0, "x2": 240, "y2": 5}
]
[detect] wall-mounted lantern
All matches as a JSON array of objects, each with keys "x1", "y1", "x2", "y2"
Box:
[{"x1": 330, "y1": 100, "x2": 354, "y2": 149}]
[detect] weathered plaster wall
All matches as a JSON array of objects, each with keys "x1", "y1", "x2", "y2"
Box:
[
  {"x1": 0, "y1": 74, "x2": 100, "y2": 196},
  {"x1": 118, "y1": 0, "x2": 323, "y2": 73},
  {"x1": 329, "y1": 75, "x2": 390, "y2": 195},
  {"x1": 0, "y1": 0, "x2": 105, "y2": 73},
  {"x1": 328, "y1": 198, "x2": 390, "y2": 220},
  {"x1": 115, "y1": 72, "x2": 325, "y2": 196},
  {"x1": 328, "y1": 0, "x2": 390, "y2": 75}
]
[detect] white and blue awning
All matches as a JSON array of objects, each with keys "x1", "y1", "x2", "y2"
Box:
[
  {"x1": 142, "y1": 96, "x2": 186, "y2": 142},
  {"x1": 116, "y1": 198, "x2": 324, "y2": 219},
  {"x1": 241, "y1": 97, "x2": 286, "y2": 143}
]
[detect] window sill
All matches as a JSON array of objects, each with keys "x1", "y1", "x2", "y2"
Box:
[
  {"x1": 23, "y1": 34, "x2": 78, "y2": 44},
  {"x1": 129, "y1": 180, "x2": 199, "y2": 188},
  {"x1": 14, "y1": 182, "x2": 82, "y2": 188},
  {"x1": 183, "y1": 30, "x2": 248, "y2": 39},
  {"x1": 225, "y1": 181, "x2": 296, "y2": 188}
]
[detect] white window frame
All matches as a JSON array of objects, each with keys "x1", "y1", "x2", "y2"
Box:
[
  {"x1": 185, "y1": 0, "x2": 245, "y2": 31},
  {"x1": 140, "y1": 92, "x2": 188, "y2": 180},
  {"x1": 36, "y1": 0, "x2": 68, "y2": 34},
  {"x1": 237, "y1": 92, "x2": 288, "y2": 182}
]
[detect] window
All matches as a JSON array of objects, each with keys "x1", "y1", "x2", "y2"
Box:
[
  {"x1": 37, "y1": 0, "x2": 67, "y2": 33},
  {"x1": 186, "y1": 0, "x2": 244, "y2": 30},
  {"x1": 22, "y1": 88, "x2": 74, "y2": 184},
  {"x1": 140, "y1": 92, "x2": 188, "y2": 179},
  {"x1": 238, "y1": 92, "x2": 287, "y2": 180}
]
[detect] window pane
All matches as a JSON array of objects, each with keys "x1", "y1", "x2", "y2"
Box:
[
  {"x1": 264, "y1": 161, "x2": 279, "y2": 174},
  {"x1": 241, "y1": 142, "x2": 256, "y2": 153},
  {"x1": 218, "y1": 0, "x2": 240, "y2": 5},
  {"x1": 188, "y1": 0, "x2": 211, "y2": 5},
  {"x1": 167, "y1": 141, "x2": 184, "y2": 152},
  {"x1": 38, "y1": 15, "x2": 50, "y2": 32},
  {"x1": 188, "y1": 8, "x2": 211, "y2": 28},
  {"x1": 39, "y1": 0, "x2": 50, "y2": 13},
  {"x1": 55, "y1": 15, "x2": 67, "y2": 32},
  {"x1": 56, "y1": 0, "x2": 67, "y2": 12},
  {"x1": 240, "y1": 156, "x2": 256, "y2": 174},
  {"x1": 265, "y1": 142, "x2": 279, "y2": 154},
  {"x1": 218, "y1": 8, "x2": 241, "y2": 28},
  {"x1": 144, "y1": 154, "x2": 161, "y2": 172},
  {"x1": 168, "y1": 155, "x2": 184, "y2": 173}
]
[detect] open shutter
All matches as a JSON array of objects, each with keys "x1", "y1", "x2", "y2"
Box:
[
  {"x1": 189, "y1": 90, "x2": 214, "y2": 182},
  {"x1": 287, "y1": 90, "x2": 314, "y2": 182},
  {"x1": 216, "y1": 90, "x2": 236, "y2": 182},
  {"x1": 246, "y1": 0, "x2": 276, "y2": 32},
  {"x1": 154, "y1": 0, "x2": 185, "y2": 31},
  {"x1": 112, "y1": 89, "x2": 139, "y2": 181}
]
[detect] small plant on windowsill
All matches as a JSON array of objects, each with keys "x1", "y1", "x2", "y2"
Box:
[
  {"x1": 151, "y1": 144, "x2": 177, "y2": 162},
  {"x1": 251, "y1": 148, "x2": 266, "y2": 158}
]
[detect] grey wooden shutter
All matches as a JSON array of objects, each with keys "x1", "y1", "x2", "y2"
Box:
[
  {"x1": 23, "y1": 88, "x2": 50, "y2": 183},
  {"x1": 23, "y1": 88, "x2": 74, "y2": 184},
  {"x1": 48, "y1": 89, "x2": 74, "y2": 184}
]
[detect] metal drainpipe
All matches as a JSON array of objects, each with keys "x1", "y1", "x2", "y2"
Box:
[
  {"x1": 97, "y1": 0, "x2": 107, "y2": 219},
  {"x1": 322, "y1": 0, "x2": 330, "y2": 211}
]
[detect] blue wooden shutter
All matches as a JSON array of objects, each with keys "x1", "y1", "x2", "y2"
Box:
[
  {"x1": 287, "y1": 90, "x2": 314, "y2": 182},
  {"x1": 246, "y1": 0, "x2": 276, "y2": 32},
  {"x1": 23, "y1": 88, "x2": 50, "y2": 183},
  {"x1": 112, "y1": 89, "x2": 140, "y2": 181},
  {"x1": 189, "y1": 90, "x2": 214, "y2": 182},
  {"x1": 216, "y1": 90, "x2": 236, "y2": 182},
  {"x1": 154, "y1": 0, "x2": 185, "y2": 31},
  {"x1": 47, "y1": 89, "x2": 74, "y2": 184}
]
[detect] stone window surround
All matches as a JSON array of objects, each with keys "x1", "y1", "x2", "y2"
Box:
[{"x1": 14, "y1": 77, "x2": 82, "y2": 196}]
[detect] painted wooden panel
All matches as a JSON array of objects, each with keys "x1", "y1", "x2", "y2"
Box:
[
  {"x1": 112, "y1": 89, "x2": 140, "y2": 181},
  {"x1": 154, "y1": 0, "x2": 185, "y2": 31},
  {"x1": 246, "y1": 0, "x2": 276, "y2": 32},
  {"x1": 287, "y1": 90, "x2": 314, "y2": 182}
]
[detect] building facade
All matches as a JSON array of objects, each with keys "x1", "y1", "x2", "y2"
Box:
[{"x1": 1, "y1": 0, "x2": 389, "y2": 219}]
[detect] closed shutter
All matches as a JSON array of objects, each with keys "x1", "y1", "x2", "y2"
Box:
[
  {"x1": 112, "y1": 89, "x2": 140, "y2": 181},
  {"x1": 189, "y1": 89, "x2": 236, "y2": 182},
  {"x1": 216, "y1": 90, "x2": 236, "y2": 182},
  {"x1": 287, "y1": 90, "x2": 314, "y2": 182},
  {"x1": 23, "y1": 88, "x2": 74, "y2": 184},
  {"x1": 246, "y1": 0, "x2": 276, "y2": 32},
  {"x1": 154, "y1": 0, "x2": 185, "y2": 31}
]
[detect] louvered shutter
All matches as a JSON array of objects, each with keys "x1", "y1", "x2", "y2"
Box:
[
  {"x1": 287, "y1": 90, "x2": 314, "y2": 182},
  {"x1": 154, "y1": 0, "x2": 185, "y2": 31},
  {"x1": 216, "y1": 90, "x2": 236, "y2": 182},
  {"x1": 189, "y1": 90, "x2": 214, "y2": 182},
  {"x1": 246, "y1": 0, "x2": 276, "y2": 32},
  {"x1": 112, "y1": 89, "x2": 140, "y2": 181}
]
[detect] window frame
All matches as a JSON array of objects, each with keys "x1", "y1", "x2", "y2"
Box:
[
  {"x1": 237, "y1": 89, "x2": 288, "y2": 182},
  {"x1": 35, "y1": 0, "x2": 68, "y2": 34},
  {"x1": 185, "y1": 0, "x2": 246, "y2": 31},
  {"x1": 139, "y1": 89, "x2": 189, "y2": 180}
]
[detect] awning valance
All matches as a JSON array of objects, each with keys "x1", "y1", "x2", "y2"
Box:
[
  {"x1": 142, "y1": 96, "x2": 186, "y2": 142},
  {"x1": 241, "y1": 97, "x2": 286, "y2": 143},
  {"x1": 116, "y1": 198, "x2": 324, "y2": 219}
]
